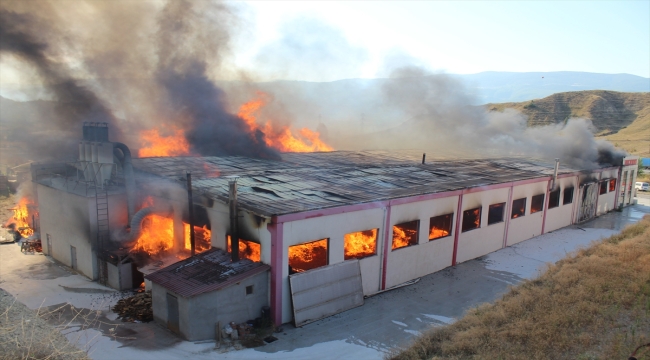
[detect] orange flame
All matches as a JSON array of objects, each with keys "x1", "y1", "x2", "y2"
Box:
[
  {"x1": 227, "y1": 235, "x2": 261, "y2": 262},
  {"x1": 184, "y1": 224, "x2": 212, "y2": 253},
  {"x1": 138, "y1": 126, "x2": 191, "y2": 158},
  {"x1": 4, "y1": 197, "x2": 35, "y2": 237},
  {"x1": 288, "y1": 239, "x2": 328, "y2": 273},
  {"x1": 237, "y1": 92, "x2": 333, "y2": 153},
  {"x1": 392, "y1": 222, "x2": 418, "y2": 250},
  {"x1": 429, "y1": 227, "x2": 449, "y2": 239},
  {"x1": 344, "y1": 229, "x2": 377, "y2": 260}
]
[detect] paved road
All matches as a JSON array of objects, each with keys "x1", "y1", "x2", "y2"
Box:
[{"x1": 1, "y1": 202, "x2": 649, "y2": 359}]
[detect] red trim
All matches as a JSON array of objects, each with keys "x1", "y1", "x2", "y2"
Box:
[
  {"x1": 380, "y1": 205, "x2": 392, "y2": 290},
  {"x1": 267, "y1": 218, "x2": 284, "y2": 326},
  {"x1": 541, "y1": 179, "x2": 551, "y2": 234},
  {"x1": 503, "y1": 185, "x2": 514, "y2": 248},
  {"x1": 451, "y1": 193, "x2": 463, "y2": 266},
  {"x1": 571, "y1": 175, "x2": 579, "y2": 224},
  {"x1": 594, "y1": 172, "x2": 602, "y2": 215}
]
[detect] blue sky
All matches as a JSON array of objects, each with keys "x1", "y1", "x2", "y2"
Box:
[{"x1": 236, "y1": 0, "x2": 650, "y2": 80}]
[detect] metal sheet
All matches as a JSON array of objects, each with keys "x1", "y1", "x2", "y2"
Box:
[{"x1": 289, "y1": 260, "x2": 364, "y2": 327}]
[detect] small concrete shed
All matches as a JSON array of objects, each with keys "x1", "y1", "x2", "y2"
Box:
[{"x1": 145, "y1": 248, "x2": 270, "y2": 341}]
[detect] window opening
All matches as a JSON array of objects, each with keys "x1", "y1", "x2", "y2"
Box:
[
  {"x1": 609, "y1": 179, "x2": 616, "y2": 192},
  {"x1": 563, "y1": 187, "x2": 574, "y2": 205},
  {"x1": 487, "y1": 203, "x2": 505, "y2": 225},
  {"x1": 531, "y1": 194, "x2": 545, "y2": 213},
  {"x1": 462, "y1": 207, "x2": 481, "y2": 232},
  {"x1": 227, "y1": 236, "x2": 261, "y2": 262},
  {"x1": 429, "y1": 214, "x2": 453, "y2": 240},
  {"x1": 246, "y1": 285, "x2": 254, "y2": 295},
  {"x1": 548, "y1": 189, "x2": 560, "y2": 209},
  {"x1": 344, "y1": 229, "x2": 378, "y2": 260},
  {"x1": 599, "y1": 181, "x2": 608, "y2": 195},
  {"x1": 512, "y1": 198, "x2": 526, "y2": 218},
  {"x1": 289, "y1": 238, "x2": 328, "y2": 274},
  {"x1": 392, "y1": 220, "x2": 419, "y2": 250}
]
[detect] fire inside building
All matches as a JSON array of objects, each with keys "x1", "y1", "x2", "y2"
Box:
[{"x1": 27, "y1": 123, "x2": 638, "y2": 340}]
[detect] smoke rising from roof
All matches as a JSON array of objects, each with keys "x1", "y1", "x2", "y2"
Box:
[{"x1": 337, "y1": 67, "x2": 625, "y2": 169}]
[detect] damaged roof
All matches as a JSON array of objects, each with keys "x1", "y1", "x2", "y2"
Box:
[
  {"x1": 145, "y1": 248, "x2": 269, "y2": 298},
  {"x1": 132, "y1": 150, "x2": 597, "y2": 217}
]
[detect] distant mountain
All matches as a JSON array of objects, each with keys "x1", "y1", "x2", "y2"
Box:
[{"x1": 488, "y1": 90, "x2": 650, "y2": 157}]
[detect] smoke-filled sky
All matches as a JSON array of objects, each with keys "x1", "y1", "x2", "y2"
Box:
[{"x1": 0, "y1": 0, "x2": 630, "y2": 169}]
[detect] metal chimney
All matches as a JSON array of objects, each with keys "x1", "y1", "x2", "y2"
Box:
[
  {"x1": 186, "y1": 172, "x2": 195, "y2": 256},
  {"x1": 551, "y1": 158, "x2": 560, "y2": 189},
  {"x1": 228, "y1": 177, "x2": 239, "y2": 262}
]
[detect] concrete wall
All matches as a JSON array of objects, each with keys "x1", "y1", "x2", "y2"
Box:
[
  {"x1": 281, "y1": 207, "x2": 384, "y2": 324},
  {"x1": 37, "y1": 184, "x2": 95, "y2": 278},
  {"x1": 386, "y1": 195, "x2": 457, "y2": 288},
  {"x1": 544, "y1": 176, "x2": 578, "y2": 233},
  {"x1": 107, "y1": 261, "x2": 133, "y2": 290},
  {"x1": 506, "y1": 181, "x2": 547, "y2": 246},
  {"x1": 151, "y1": 271, "x2": 269, "y2": 341},
  {"x1": 456, "y1": 188, "x2": 509, "y2": 264}
]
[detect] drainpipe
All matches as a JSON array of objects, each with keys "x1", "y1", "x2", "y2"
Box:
[
  {"x1": 229, "y1": 177, "x2": 239, "y2": 262},
  {"x1": 187, "y1": 172, "x2": 195, "y2": 257},
  {"x1": 113, "y1": 142, "x2": 136, "y2": 223}
]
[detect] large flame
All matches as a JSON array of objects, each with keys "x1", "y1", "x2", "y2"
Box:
[
  {"x1": 227, "y1": 235, "x2": 261, "y2": 262},
  {"x1": 237, "y1": 92, "x2": 333, "y2": 153},
  {"x1": 288, "y1": 239, "x2": 328, "y2": 273},
  {"x1": 344, "y1": 229, "x2": 377, "y2": 260},
  {"x1": 184, "y1": 224, "x2": 212, "y2": 253},
  {"x1": 4, "y1": 197, "x2": 36, "y2": 237},
  {"x1": 138, "y1": 126, "x2": 191, "y2": 158}
]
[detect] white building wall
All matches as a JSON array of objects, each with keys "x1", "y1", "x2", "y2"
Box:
[
  {"x1": 281, "y1": 208, "x2": 385, "y2": 324},
  {"x1": 544, "y1": 176, "x2": 578, "y2": 233},
  {"x1": 386, "y1": 196, "x2": 458, "y2": 289},
  {"x1": 456, "y1": 188, "x2": 510, "y2": 264},
  {"x1": 506, "y1": 181, "x2": 547, "y2": 246}
]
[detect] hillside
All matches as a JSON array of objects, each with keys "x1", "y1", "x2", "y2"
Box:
[{"x1": 488, "y1": 90, "x2": 650, "y2": 157}]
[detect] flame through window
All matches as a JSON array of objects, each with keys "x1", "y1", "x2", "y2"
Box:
[
  {"x1": 392, "y1": 221, "x2": 419, "y2": 250},
  {"x1": 429, "y1": 214, "x2": 453, "y2": 240},
  {"x1": 227, "y1": 235, "x2": 261, "y2": 262},
  {"x1": 531, "y1": 194, "x2": 545, "y2": 214},
  {"x1": 462, "y1": 207, "x2": 481, "y2": 232},
  {"x1": 344, "y1": 229, "x2": 377, "y2": 260},
  {"x1": 288, "y1": 239, "x2": 328, "y2": 274},
  {"x1": 511, "y1": 198, "x2": 526, "y2": 218}
]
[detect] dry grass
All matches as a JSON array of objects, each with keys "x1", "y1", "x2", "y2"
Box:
[
  {"x1": 0, "y1": 290, "x2": 90, "y2": 360},
  {"x1": 390, "y1": 216, "x2": 650, "y2": 360}
]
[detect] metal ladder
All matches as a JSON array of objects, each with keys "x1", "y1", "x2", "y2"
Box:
[{"x1": 95, "y1": 184, "x2": 110, "y2": 285}]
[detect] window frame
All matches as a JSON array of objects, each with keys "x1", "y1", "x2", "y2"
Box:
[
  {"x1": 344, "y1": 228, "x2": 378, "y2": 260},
  {"x1": 288, "y1": 238, "x2": 329, "y2": 274},
  {"x1": 487, "y1": 203, "x2": 505, "y2": 225},
  {"x1": 530, "y1": 194, "x2": 545, "y2": 214},
  {"x1": 511, "y1": 198, "x2": 526, "y2": 219},
  {"x1": 392, "y1": 220, "x2": 420, "y2": 250},
  {"x1": 599, "y1": 181, "x2": 608, "y2": 195},
  {"x1": 548, "y1": 189, "x2": 560, "y2": 209},
  {"x1": 563, "y1": 187, "x2": 574, "y2": 205},
  {"x1": 461, "y1": 207, "x2": 482, "y2": 232},
  {"x1": 609, "y1": 179, "x2": 616, "y2": 192},
  {"x1": 429, "y1": 213, "x2": 454, "y2": 240}
]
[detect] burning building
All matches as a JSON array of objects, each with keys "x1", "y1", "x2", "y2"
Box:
[{"x1": 30, "y1": 124, "x2": 639, "y2": 338}]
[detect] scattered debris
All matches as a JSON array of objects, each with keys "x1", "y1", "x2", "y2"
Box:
[{"x1": 112, "y1": 291, "x2": 153, "y2": 322}]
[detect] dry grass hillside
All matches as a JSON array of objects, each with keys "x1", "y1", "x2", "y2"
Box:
[
  {"x1": 488, "y1": 91, "x2": 650, "y2": 157},
  {"x1": 390, "y1": 216, "x2": 650, "y2": 360}
]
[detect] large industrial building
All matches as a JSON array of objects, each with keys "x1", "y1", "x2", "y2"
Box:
[{"x1": 31, "y1": 124, "x2": 639, "y2": 339}]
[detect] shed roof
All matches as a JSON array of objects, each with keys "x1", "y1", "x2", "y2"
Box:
[
  {"x1": 132, "y1": 150, "x2": 595, "y2": 217},
  {"x1": 144, "y1": 248, "x2": 270, "y2": 298}
]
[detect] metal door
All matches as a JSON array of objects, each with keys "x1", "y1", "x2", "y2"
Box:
[
  {"x1": 70, "y1": 246, "x2": 77, "y2": 270},
  {"x1": 578, "y1": 183, "x2": 598, "y2": 222},
  {"x1": 46, "y1": 234, "x2": 52, "y2": 255},
  {"x1": 167, "y1": 293, "x2": 179, "y2": 333}
]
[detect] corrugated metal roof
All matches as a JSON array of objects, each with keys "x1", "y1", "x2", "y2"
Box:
[
  {"x1": 144, "y1": 248, "x2": 270, "y2": 298},
  {"x1": 132, "y1": 150, "x2": 593, "y2": 217}
]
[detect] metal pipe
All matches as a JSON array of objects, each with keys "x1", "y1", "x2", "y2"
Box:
[
  {"x1": 551, "y1": 158, "x2": 560, "y2": 190},
  {"x1": 127, "y1": 205, "x2": 172, "y2": 242},
  {"x1": 422, "y1": 153, "x2": 426, "y2": 164},
  {"x1": 229, "y1": 177, "x2": 239, "y2": 262},
  {"x1": 113, "y1": 142, "x2": 136, "y2": 223},
  {"x1": 187, "y1": 172, "x2": 195, "y2": 257}
]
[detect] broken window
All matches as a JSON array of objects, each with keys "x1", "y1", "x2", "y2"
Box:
[
  {"x1": 344, "y1": 229, "x2": 378, "y2": 260},
  {"x1": 227, "y1": 235, "x2": 261, "y2": 262},
  {"x1": 609, "y1": 179, "x2": 616, "y2": 192},
  {"x1": 289, "y1": 239, "x2": 328, "y2": 274},
  {"x1": 429, "y1": 214, "x2": 453, "y2": 240},
  {"x1": 548, "y1": 189, "x2": 560, "y2": 209},
  {"x1": 392, "y1": 220, "x2": 419, "y2": 250},
  {"x1": 511, "y1": 198, "x2": 526, "y2": 218},
  {"x1": 487, "y1": 203, "x2": 505, "y2": 225},
  {"x1": 462, "y1": 207, "x2": 481, "y2": 232},
  {"x1": 599, "y1": 181, "x2": 608, "y2": 195},
  {"x1": 563, "y1": 187, "x2": 574, "y2": 205},
  {"x1": 531, "y1": 194, "x2": 545, "y2": 213}
]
